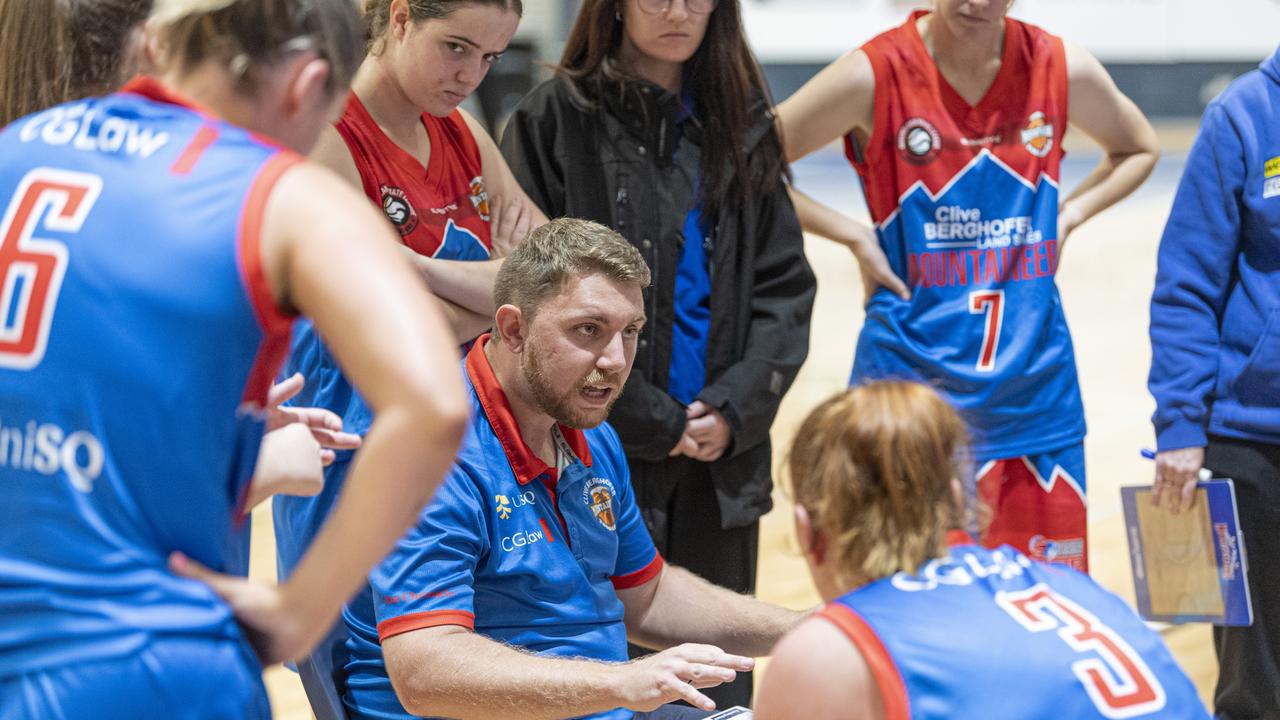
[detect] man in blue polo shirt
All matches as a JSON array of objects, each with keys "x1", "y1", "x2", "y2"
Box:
[{"x1": 342, "y1": 218, "x2": 803, "y2": 720}]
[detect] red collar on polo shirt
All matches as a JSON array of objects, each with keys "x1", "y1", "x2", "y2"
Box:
[
  {"x1": 465, "y1": 334, "x2": 593, "y2": 486},
  {"x1": 946, "y1": 529, "x2": 976, "y2": 547}
]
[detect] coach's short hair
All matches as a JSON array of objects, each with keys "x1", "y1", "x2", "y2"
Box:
[{"x1": 494, "y1": 218, "x2": 650, "y2": 318}]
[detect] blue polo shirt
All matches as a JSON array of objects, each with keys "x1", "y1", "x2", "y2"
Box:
[{"x1": 343, "y1": 335, "x2": 664, "y2": 720}]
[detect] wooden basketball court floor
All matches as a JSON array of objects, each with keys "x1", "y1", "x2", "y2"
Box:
[{"x1": 250, "y1": 122, "x2": 1218, "y2": 717}]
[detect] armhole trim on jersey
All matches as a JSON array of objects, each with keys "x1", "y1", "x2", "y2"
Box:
[
  {"x1": 610, "y1": 551, "x2": 665, "y2": 590},
  {"x1": 377, "y1": 609, "x2": 477, "y2": 641},
  {"x1": 170, "y1": 124, "x2": 220, "y2": 175},
  {"x1": 817, "y1": 604, "x2": 911, "y2": 720},
  {"x1": 1053, "y1": 35, "x2": 1070, "y2": 142},
  {"x1": 853, "y1": 42, "x2": 892, "y2": 171},
  {"x1": 236, "y1": 151, "x2": 302, "y2": 405}
]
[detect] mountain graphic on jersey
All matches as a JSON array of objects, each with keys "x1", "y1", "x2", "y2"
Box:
[{"x1": 847, "y1": 12, "x2": 1084, "y2": 459}]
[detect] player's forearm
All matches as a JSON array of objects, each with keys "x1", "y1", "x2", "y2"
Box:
[
  {"x1": 408, "y1": 250, "x2": 503, "y2": 315},
  {"x1": 1062, "y1": 146, "x2": 1158, "y2": 232},
  {"x1": 391, "y1": 630, "x2": 628, "y2": 719},
  {"x1": 438, "y1": 297, "x2": 493, "y2": 344},
  {"x1": 627, "y1": 566, "x2": 805, "y2": 657},
  {"x1": 277, "y1": 402, "x2": 466, "y2": 661},
  {"x1": 788, "y1": 186, "x2": 872, "y2": 247}
]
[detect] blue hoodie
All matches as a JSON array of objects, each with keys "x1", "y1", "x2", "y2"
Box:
[{"x1": 1150, "y1": 47, "x2": 1280, "y2": 450}]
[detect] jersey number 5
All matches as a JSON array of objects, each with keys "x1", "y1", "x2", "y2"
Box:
[
  {"x1": 969, "y1": 290, "x2": 1004, "y2": 372},
  {"x1": 0, "y1": 169, "x2": 101, "y2": 370},
  {"x1": 997, "y1": 584, "x2": 1166, "y2": 718}
]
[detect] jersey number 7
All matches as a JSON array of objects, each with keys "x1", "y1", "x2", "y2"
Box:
[
  {"x1": 0, "y1": 169, "x2": 102, "y2": 370},
  {"x1": 969, "y1": 290, "x2": 1004, "y2": 372},
  {"x1": 997, "y1": 584, "x2": 1167, "y2": 718}
]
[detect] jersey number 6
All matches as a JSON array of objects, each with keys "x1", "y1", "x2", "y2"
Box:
[
  {"x1": 0, "y1": 169, "x2": 101, "y2": 370},
  {"x1": 969, "y1": 290, "x2": 1004, "y2": 372},
  {"x1": 997, "y1": 584, "x2": 1166, "y2": 719}
]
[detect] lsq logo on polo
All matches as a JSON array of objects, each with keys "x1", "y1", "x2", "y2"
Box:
[{"x1": 583, "y1": 477, "x2": 617, "y2": 531}]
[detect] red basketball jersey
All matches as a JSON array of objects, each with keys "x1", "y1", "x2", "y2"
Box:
[
  {"x1": 336, "y1": 93, "x2": 492, "y2": 261},
  {"x1": 847, "y1": 11, "x2": 1083, "y2": 460}
]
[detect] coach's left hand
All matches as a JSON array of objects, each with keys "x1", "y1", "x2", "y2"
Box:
[{"x1": 685, "y1": 401, "x2": 732, "y2": 462}]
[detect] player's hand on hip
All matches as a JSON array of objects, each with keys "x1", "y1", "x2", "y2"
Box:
[
  {"x1": 616, "y1": 643, "x2": 753, "y2": 712},
  {"x1": 1152, "y1": 446, "x2": 1205, "y2": 515},
  {"x1": 845, "y1": 226, "x2": 910, "y2": 302},
  {"x1": 685, "y1": 401, "x2": 732, "y2": 462},
  {"x1": 266, "y1": 373, "x2": 362, "y2": 465},
  {"x1": 168, "y1": 551, "x2": 311, "y2": 665}
]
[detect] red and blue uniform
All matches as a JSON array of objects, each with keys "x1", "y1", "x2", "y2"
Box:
[
  {"x1": 0, "y1": 77, "x2": 294, "y2": 718},
  {"x1": 342, "y1": 337, "x2": 664, "y2": 720},
  {"x1": 849, "y1": 12, "x2": 1088, "y2": 569},
  {"x1": 820, "y1": 539, "x2": 1208, "y2": 719},
  {"x1": 275, "y1": 94, "x2": 493, "y2": 578}
]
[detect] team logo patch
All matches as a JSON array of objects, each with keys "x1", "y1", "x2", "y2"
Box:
[
  {"x1": 1020, "y1": 111, "x2": 1054, "y2": 158},
  {"x1": 380, "y1": 185, "x2": 418, "y2": 235},
  {"x1": 582, "y1": 477, "x2": 617, "y2": 531},
  {"x1": 495, "y1": 494, "x2": 513, "y2": 520},
  {"x1": 897, "y1": 117, "x2": 941, "y2": 165},
  {"x1": 1028, "y1": 534, "x2": 1085, "y2": 567},
  {"x1": 1264, "y1": 157, "x2": 1280, "y2": 199},
  {"x1": 468, "y1": 176, "x2": 491, "y2": 222}
]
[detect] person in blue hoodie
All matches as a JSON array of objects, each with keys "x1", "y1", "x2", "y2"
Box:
[{"x1": 1148, "y1": 46, "x2": 1280, "y2": 719}]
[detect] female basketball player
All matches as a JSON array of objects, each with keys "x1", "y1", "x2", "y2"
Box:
[
  {"x1": 499, "y1": 0, "x2": 815, "y2": 707},
  {"x1": 0, "y1": 0, "x2": 467, "y2": 716},
  {"x1": 754, "y1": 382, "x2": 1208, "y2": 720},
  {"x1": 776, "y1": 0, "x2": 1159, "y2": 571}
]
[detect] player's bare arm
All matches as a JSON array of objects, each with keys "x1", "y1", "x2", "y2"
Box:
[
  {"x1": 618, "y1": 564, "x2": 806, "y2": 658},
  {"x1": 776, "y1": 50, "x2": 906, "y2": 299},
  {"x1": 1060, "y1": 40, "x2": 1159, "y2": 243},
  {"x1": 174, "y1": 163, "x2": 469, "y2": 664},
  {"x1": 754, "y1": 617, "x2": 884, "y2": 720},
  {"x1": 382, "y1": 624, "x2": 748, "y2": 718}
]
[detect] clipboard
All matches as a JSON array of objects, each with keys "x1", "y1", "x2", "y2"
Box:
[{"x1": 1121, "y1": 479, "x2": 1252, "y2": 626}]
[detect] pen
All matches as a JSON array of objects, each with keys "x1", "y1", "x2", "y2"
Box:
[{"x1": 1140, "y1": 448, "x2": 1213, "y2": 480}]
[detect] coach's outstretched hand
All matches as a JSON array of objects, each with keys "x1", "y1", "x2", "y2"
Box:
[
  {"x1": 614, "y1": 643, "x2": 754, "y2": 713},
  {"x1": 168, "y1": 551, "x2": 313, "y2": 666}
]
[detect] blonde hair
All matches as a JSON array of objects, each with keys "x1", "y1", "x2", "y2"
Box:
[
  {"x1": 788, "y1": 382, "x2": 968, "y2": 585},
  {"x1": 151, "y1": 0, "x2": 362, "y2": 93},
  {"x1": 494, "y1": 218, "x2": 650, "y2": 320}
]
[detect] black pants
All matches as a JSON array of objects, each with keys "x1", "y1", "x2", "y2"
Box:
[
  {"x1": 1205, "y1": 435, "x2": 1280, "y2": 720},
  {"x1": 631, "y1": 456, "x2": 760, "y2": 711}
]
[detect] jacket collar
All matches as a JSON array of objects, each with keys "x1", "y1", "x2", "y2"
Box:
[
  {"x1": 120, "y1": 75, "x2": 218, "y2": 119},
  {"x1": 465, "y1": 334, "x2": 593, "y2": 486}
]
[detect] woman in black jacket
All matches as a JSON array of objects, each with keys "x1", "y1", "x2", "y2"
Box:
[{"x1": 500, "y1": 0, "x2": 814, "y2": 708}]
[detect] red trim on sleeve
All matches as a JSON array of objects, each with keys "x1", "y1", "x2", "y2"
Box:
[
  {"x1": 818, "y1": 604, "x2": 911, "y2": 720},
  {"x1": 170, "y1": 124, "x2": 220, "y2": 175},
  {"x1": 377, "y1": 610, "x2": 476, "y2": 642},
  {"x1": 236, "y1": 152, "x2": 301, "y2": 406},
  {"x1": 610, "y1": 552, "x2": 664, "y2": 590}
]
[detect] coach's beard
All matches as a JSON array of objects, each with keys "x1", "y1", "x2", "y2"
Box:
[{"x1": 522, "y1": 346, "x2": 623, "y2": 430}]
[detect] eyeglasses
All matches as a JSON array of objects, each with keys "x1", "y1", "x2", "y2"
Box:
[{"x1": 635, "y1": 0, "x2": 720, "y2": 16}]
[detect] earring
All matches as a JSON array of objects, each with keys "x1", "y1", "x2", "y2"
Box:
[{"x1": 615, "y1": 8, "x2": 622, "y2": 21}]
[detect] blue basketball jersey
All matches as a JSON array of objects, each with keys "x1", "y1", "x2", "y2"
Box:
[
  {"x1": 848, "y1": 14, "x2": 1085, "y2": 458},
  {"x1": 0, "y1": 77, "x2": 297, "y2": 676},
  {"x1": 823, "y1": 543, "x2": 1208, "y2": 719}
]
